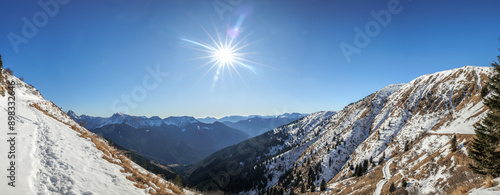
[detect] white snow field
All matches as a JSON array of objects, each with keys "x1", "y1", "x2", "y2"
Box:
[{"x1": 0, "y1": 72, "x2": 149, "y2": 194}]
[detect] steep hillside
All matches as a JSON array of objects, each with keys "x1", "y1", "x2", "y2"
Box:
[
  {"x1": 184, "y1": 111, "x2": 337, "y2": 193},
  {"x1": 327, "y1": 133, "x2": 489, "y2": 194},
  {"x1": 0, "y1": 69, "x2": 191, "y2": 194},
  {"x1": 185, "y1": 66, "x2": 498, "y2": 194}
]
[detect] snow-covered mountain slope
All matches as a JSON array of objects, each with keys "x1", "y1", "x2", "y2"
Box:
[
  {"x1": 185, "y1": 66, "x2": 498, "y2": 194},
  {"x1": 68, "y1": 110, "x2": 200, "y2": 130},
  {"x1": 0, "y1": 69, "x2": 190, "y2": 194},
  {"x1": 299, "y1": 66, "x2": 495, "y2": 194},
  {"x1": 324, "y1": 66, "x2": 497, "y2": 194},
  {"x1": 298, "y1": 66, "x2": 495, "y2": 194},
  {"x1": 184, "y1": 111, "x2": 337, "y2": 193},
  {"x1": 332, "y1": 66, "x2": 491, "y2": 179}
]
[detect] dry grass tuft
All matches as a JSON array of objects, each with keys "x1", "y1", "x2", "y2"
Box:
[
  {"x1": 330, "y1": 165, "x2": 383, "y2": 195},
  {"x1": 451, "y1": 186, "x2": 470, "y2": 195},
  {"x1": 485, "y1": 176, "x2": 499, "y2": 188},
  {"x1": 449, "y1": 174, "x2": 496, "y2": 195}
]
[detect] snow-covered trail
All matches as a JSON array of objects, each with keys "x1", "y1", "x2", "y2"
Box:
[
  {"x1": 382, "y1": 158, "x2": 393, "y2": 179},
  {"x1": 374, "y1": 158, "x2": 394, "y2": 195},
  {"x1": 0, "y1": 75, "x2": 147, "y2": 194},
  {"x1": 34, "y1": 107, "x2": 147, "y2": 194},
  {"x1": 0, "y1": 90, "x2": 39, "y2": 194}
]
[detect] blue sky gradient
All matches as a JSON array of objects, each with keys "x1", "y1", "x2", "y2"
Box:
[{"x1": 1, "y1": 0, "x2": 499, "y2": 118}]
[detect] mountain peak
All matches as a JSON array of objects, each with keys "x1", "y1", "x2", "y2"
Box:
[
  {"x1": 196, "y1": 116, "x2": 218, "y2": 123},
  {"x1": 67, "y1": 110, "x2": 79, "y2": 119},
  {"x1": 163, "y1": 116, "x2": 199, "y2": 127},
  {"x1": 150, "y1": 116, "x2": 162, "y2": 120},
  {"x1": 111, "y1": 112, "x2": 129, "y2": 117}
]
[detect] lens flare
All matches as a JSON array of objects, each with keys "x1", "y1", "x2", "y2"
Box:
[{"x1": 181, "y1": 26, "x2": 260, "y2": 88}]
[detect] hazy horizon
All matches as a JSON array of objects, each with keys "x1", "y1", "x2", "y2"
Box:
[{"x1": 68, "y1": 108, "x2": 310, "y2": 119}]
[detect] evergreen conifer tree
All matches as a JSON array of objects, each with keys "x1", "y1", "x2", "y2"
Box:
[
  {"x1": 379, "y1": 152, "x2": 385, "y2": 164},
  {"x1": 450, "y1": 134, "x2": 457, "y2": 152},
  {"x1": 468, "y1": 50, "x2": 500, "y2": 177},
  {"x1": 389, "y1": 182, "x2": 395, "y2": 192},
  {"x1": 401, "y1": 179, "x2": 407, "y2": 188},
  {"x1": 320, "y1": 179, "x2": 326, "y2": 191},
  {"x1": 363, "y1": 159, "x2": 369, "y2": 172},
  {"x1": 354, "y1": 164, "x2": 360, "y2": 177}
]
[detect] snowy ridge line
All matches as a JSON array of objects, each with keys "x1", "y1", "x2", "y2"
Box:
[
  {"x1": 0, "y1": 69, "x2": 195, "y2": 194},
  {"x1": 30, "y1": 102, "x2": 83, "y2": 132},
  {"x1": 1, "y1": 70, "x2": 139, "y2": 194}
]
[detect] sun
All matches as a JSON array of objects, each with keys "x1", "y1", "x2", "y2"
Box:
[
  {"x1": 216, "y1": 48, "x2": 234, "y2": 64},
  {"x1": 181, "y1": 27, "x2": 259, "y2": 88}
]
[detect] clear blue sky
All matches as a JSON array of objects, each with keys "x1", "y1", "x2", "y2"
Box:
[{"x1": 1, "y1": 0, "x2": 499, "y2": 118}]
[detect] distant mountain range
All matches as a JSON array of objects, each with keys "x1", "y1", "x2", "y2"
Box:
[
  {"x1": 68, "y1": 111, "x2": 199, "y2": 129},
  {"x1": 197, "y1": 113, "x2": 308, "y2": 123},
  {"x1": 67, "y1": 111, "x2": 250, "y2": 165},
  {"x1": 67, "y1": 111, "x2": 309, "y2": 164},
  {"x1": 220, "y1": 113, "x2": 309, "y2": 137},
  {"x1": 197, "y1": 113, "x2": 309, "y2": 137}
]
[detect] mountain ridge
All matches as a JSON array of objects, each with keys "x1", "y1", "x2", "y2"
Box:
[
  {"x1": 68, "y1": 110, "x2": 201, "y2": 129},
  {"x1": 184, "y1": 65, "x2": 498, "y2": 194},
  {"x1": 197, "y1": 112, "x2": 308, "y2": 124},
  {"x1": 222, "y1": 112, "x2": 309, "y2": 137},
  {"x1": 70, "y1": 110, "x2": 309, "y2": 138}
]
